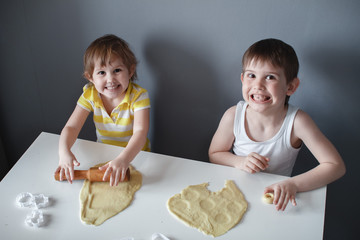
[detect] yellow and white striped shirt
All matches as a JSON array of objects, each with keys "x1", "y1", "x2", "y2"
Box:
[{"x1": 77, "y1": 82, "x2": 151, "y2": 151}]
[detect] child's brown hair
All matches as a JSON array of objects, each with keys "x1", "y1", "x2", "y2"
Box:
[
  {"x1": 83, "y1": 34, "x2": 138, "y2": 81},
  {"x1": 242, "y1": 38, "x2": 299, "y2": 104}
]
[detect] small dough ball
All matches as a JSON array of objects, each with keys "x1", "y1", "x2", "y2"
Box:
[{"x1": 262, "y1": 193, "x2": 274, "y2": 204}]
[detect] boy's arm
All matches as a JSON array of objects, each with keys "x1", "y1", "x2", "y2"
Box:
[
  {"x1": 289, "y1": 110, "x2": 346, "y2": 191},
  {"x1": 265, "y1": 110, "x2": 346, "y2": 211},
  {"x1": 57, "y1": 105, "x2": 90, "y2": 183},
  {"x1": 100, "y1": 108, "x2": 150, "y2": 186},
  {"x1": 209, "y1": 106, "x2": 238, "y2": 166}
]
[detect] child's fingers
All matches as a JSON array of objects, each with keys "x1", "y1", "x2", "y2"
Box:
[
  {"x1": 98, "y1": 163, "x2": 108, "y2": 171},
  {"x1": 263, "y1": 187, "x2": 273, "y2": 194},
  {"x1": 73, "y1": 159, "x2": 80, "y2": 166},
  {"x1": 275, "y1": 191, "x2": 285, "y2": 210},
  {"x1": 244, "y1": 163, "x2": 255, "y2": 173},
  {"x1": 69, "y1": 167, "x2": 75, "y2": 183},
  {"x1": 276, "y1": 192, "x2": 296, "y2": 211},
  {"x1": 248, "y1": 159, "x2": 264, "y2": 172},
  {"x1": 63, "y1": 168, "x2": 68, "y2": 182},
  {"x1": 111, "y1": 168, "x2": 120, "y2": 186},
  {"x1": 290, "y1": 196, "x2": 297, "y2": 206},
  {"x1": 244, "y1": 163, "x2": 258, "y2": 173},
  {"x1": 113, "y1": 168, "x2": 127, "y2": 186},
  {"x1": 54, "y1": 166, "x2": 61, "y2": 174},
  {"x1": 120, "y1": 168, "x2": 127, "y2": 182},
  {"x1": 110, "y1": 170, "x2": 117, "y2": 186},
  {"x1": 114, "y1": 170, "x2": 120, "y2": 186},
  {"x1": 59, "y1": 168, "x2": 64, "y2": 181},
  {"x1": 265, "y1": 181, "x2": 297, "y2": 211},
  {"x1": 64, "y1": 168, "x2": 72, "y2": 184},
  {"x1": 279, "y1": 193, "x2": 290, "y2": 211},
  {"x1": 110, "y1": 173, "x2": 114, "y2": 186},
  {"x1": 245, "y1": 156, "x2": 260, "y2": 172},
  {"x1": 248, "y1": 153, "x2": 269, "y2": 170},
  {"x1": 273, "y1": 187, "x2": 281, "y2": 205},
  {"x1": 103, "y1": 166, "x2": 112, "y2": 182}
]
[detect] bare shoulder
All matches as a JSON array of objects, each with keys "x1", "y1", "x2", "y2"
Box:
[
  {"x1": 211, "y1": 105, "x2": 236, "y2": 136},
  {"x1": 294, "y1": 109, "x2": 313, "y2": 125},
  {"x1": 69, "y1": 105, "x2": 90, "y2": 122},
  {"x1": 214, "y1": 105, "x2": 237, "y2": 137},
  {"x1": 292, "y1": 109, "x2": 345, "y2": 176},
  {"x1": 215, "y1": 106, "x2": 237, "y2": 132},
  {"x1": 294, "y1": 109, "x2": 316, "y2": 126},
  {"x1": 293, "y1": 109, "x2": 321, "y2": 139},
  {"x1": 209, "y1": 105, "x2": 237, "y2": 154},
  {"x1": 222, "y1": 105, "x2": 237, "y2": 122}
]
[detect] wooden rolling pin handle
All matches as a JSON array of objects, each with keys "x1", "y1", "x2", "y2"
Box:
[
  {"x1": 54, "y1": 170, "x2": 88, "y2": 181},
  {"x1": 54, "y1": 167, "x2": 130, "y2": 182}
]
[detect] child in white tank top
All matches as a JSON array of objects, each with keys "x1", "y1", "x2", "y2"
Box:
[
  {"x1": 209, "y1": 39, "x2": 345, "y2": 211},
  {"x1": 233, "y1": 101, "x2": 300, "y2": 176}
]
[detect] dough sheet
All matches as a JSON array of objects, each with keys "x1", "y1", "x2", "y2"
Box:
[
  {"x1": 80, "y1": 165, "x2": 142, "y2": 226},
  {"x1": 167, "y1": 180, "x2": 247, "y2": 237}
]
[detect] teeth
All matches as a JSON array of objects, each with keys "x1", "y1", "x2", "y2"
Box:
[
  {"x1": 252, "y1": 94, "x2": 270, "y2": 101},
  {"x1": 106, "y1": 85, "x2": 117, "y2": 90}
]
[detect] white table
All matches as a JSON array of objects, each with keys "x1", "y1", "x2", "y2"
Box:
[{"x1": 0, "y1": 132, "x2": 326, "y2": 239}]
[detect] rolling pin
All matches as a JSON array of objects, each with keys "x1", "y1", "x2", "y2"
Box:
[{"x1": 54, "y1": 167, "x2": 130, "y2": 182}]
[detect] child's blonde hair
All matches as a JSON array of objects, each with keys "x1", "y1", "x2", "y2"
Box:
[{"x1": 83, "y1": 34, "x2": 138, "y2": 81}]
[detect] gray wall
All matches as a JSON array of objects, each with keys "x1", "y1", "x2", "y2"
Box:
[{"x1": 1, "y1": 0, "x2": 359, "y2": 239}]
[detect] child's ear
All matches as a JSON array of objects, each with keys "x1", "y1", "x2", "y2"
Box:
[
  {"x1": 84, "y1": 72, "x2": 93, "y2": 82},
  {"x1": 129, "y1": 64, "x2": 136, "y2": 79},
  {"x1": 287, "y1": 77, "x2": 300, "y2": 96},
  {"x1": 240, "y1": 73, "x2": 244, "y2": 83}
]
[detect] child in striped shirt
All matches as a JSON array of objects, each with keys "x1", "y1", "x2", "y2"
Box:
[{"x1": 55, "y1": 34, "x2": 150, "y2": 186}]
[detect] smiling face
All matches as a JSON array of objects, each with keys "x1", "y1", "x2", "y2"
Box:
[
  {"x1": 87, "y1": 55, "x2": 134, "y2": 103},
  {"x1": 241, "y1": 59, "x2": 298, "y2": 113}
]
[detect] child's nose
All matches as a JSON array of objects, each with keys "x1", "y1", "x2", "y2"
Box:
[
  {"x1": 107, "y1": 73, "x2": 116, "y2": 82},
  {"x1": 253, "y1": 78, "x2": 265, "y2": 90}
]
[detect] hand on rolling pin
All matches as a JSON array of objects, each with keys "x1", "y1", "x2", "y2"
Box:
[
  {"x1": 98, "y1": 158, "x2": 129, "y2": 187},
  {"x1": 55, "y1": 150, "x2": 80, "y2": 184}
]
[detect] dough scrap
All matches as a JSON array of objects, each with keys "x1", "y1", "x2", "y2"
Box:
[
  {"x1": 79, "y1": 165, "x2": 142, "y2": 226},
  {"x1": 262, "y1": 193, "x2": 274, "y2": 204},
  {"x1": 167, "y1": 180, "x2": 247, "y2": 237}
]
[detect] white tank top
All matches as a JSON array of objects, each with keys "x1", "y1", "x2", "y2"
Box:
[{"x1": 233, "y1": 101, "x2": 301, "y2": 176}]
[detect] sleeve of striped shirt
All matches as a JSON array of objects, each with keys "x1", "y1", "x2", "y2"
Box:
[
  {"x1": 77, "y1": 84, "x2": 93, "y2": 112},
  {"x1": 133, "y1": 89, "x2": 151, "y2": 112}
]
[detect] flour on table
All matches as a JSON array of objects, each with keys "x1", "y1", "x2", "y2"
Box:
[
  {"x1": 167, "y1": 180, "x2": 247, "y2": 237},
  {"x1": 79, "y1": 165, "x2": 142, "y2": 226}
]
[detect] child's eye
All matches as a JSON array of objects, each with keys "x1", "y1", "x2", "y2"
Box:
[
  {"x1": 114, "y1": 68, "x2": 121, "y2": 73},
  {"x1": 97, "y1": 71, "x2": 105, "y2": 75},
  {"x1": 265, "y1": 75, "x2": 276, "y2": 80},
  {"x1": 247, "y1": 73, "x2": 256, "y2": 78}
]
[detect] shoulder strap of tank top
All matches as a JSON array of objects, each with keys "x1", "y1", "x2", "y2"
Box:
[
  {"x1": 233, "y1": 101, "x2": 246, "y2": 137},
  {"x1": 284, "y1": 104, "x2": 300, "y2": 149}
]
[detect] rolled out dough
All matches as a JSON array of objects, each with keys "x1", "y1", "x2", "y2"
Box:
[
  {"x1": 79, "y1": 165, "x2": 142, "y2": 226},
  {"x1": 167, "y1": 180, "x2": 247, "y2": 237}
]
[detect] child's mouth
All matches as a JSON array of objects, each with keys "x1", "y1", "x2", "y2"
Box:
[
  {"x1": 106, "y1": 85, "x2": 120, "y2": 90},
  {"x1": 251, "y1": 94, "x2": 271, "y2": 102}
]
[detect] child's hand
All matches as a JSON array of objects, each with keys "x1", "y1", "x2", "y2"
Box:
[
  {"x1": 239, "y1": 152, "x2": 269, "y2": 173},
  {"x1": 99, "y1": 159, "x2": 129, "y2": 186},
  {"x1": 56, "y1": 151, "x2": 80, "y2": 184},
  {"x1": 264, "y1": 179, "x2": 298, "y2": 211}
]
